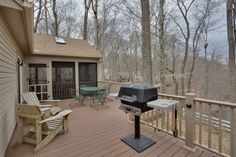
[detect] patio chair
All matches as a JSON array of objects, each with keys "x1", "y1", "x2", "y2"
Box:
[
  {"x1": 92, "y1": 88, "x2": 110, "y2": 110},
  {"x1": 22, "y1": 92, "x2": 61, "y2": 115},
  {"x1": 69, "y1": 89, "x2": 85, "y2": 104},
  {"x1": 17, "y1": 104, "x2": 72, "y2": 152},
  {"x1": 104, "y1": 83, "x2": 113, "y2": 101}
]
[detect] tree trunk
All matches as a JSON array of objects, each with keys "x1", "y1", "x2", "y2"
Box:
[
  {"x1": 204, "y1": 45, "x2": 209, "y2": 98},
  {"x1": 34, "y1": 0, "x2": 42, "y2": 33},
  {"x1": 52, "y1": 0, "x2": 58, "y2": 36},
  {"x1": 181, "y1": 33, "x2": 189, "y2": 95},
  {"x1": 227, "y1": 0, "x2": 236, "y2": 100},
  {"x1": 159, "y1": 0, "x2": 167, "y2": 92},
  {"x1": 92, "y1": 0, "x2": 100, "y2": 49},
  {"x1": 140, "y1": 0, "x2": 153, "y2": 85},
  {"x1": 171, "y1": 38, "x2": 179, "y2": 95},
  {"x1": 44, "y1": 0, "x2": 48, "y2": 34},
  {"x1": 83, "y1": 0, "x2": 92, "y2": 40},
  {"x1": 83, "y1": 10, "x2": 88, "y2": 40},
  {"x1": 187, "y1": 32, "x2": 201, "y2": 93}
]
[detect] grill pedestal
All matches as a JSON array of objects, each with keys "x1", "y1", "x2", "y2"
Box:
[{"x1": 121, "y1": 115, "x2": 156, "y2": 153}]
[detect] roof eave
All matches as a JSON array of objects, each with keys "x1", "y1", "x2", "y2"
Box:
[
  {"x1": 0, "y1": 0, "x2": 23, "y2": 11},
  {"x1": 22, "y1": 2, "x2": 34, "y2": 54},
  {"x1": 30, "y1": 52, "x2": 102, "y2": 59},
  {"x1": 0, "y1": 0, "x2": 33, "y2": 55}
]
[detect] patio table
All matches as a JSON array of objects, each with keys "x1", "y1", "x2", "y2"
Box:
[{"x1": 80, "y1": 87, "x2": 106, "y2": 106}]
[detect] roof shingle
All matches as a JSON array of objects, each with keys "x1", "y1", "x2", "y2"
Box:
[{"x1": 33, "y1": 33, "x2": 102, "y2": 59}]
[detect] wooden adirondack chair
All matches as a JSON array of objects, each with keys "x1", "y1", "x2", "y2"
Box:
[
  {"x1": 22, "y1": 92, "x2": 61, "y2": 115},
  {"x1": 17, "y1": 104, "x2": 72, "y2": 152}
]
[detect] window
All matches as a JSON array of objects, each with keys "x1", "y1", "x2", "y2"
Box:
[{"x1": 29, "y1": 64, "x2": 47, "y2": 85}]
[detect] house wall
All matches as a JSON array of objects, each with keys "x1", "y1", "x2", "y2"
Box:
[
  {"x1": 24, "y1": 55, "x2": 99, "y2": 99},
  {"x1": 0, "y1": 12, "x2": 23, "y2": 157}
]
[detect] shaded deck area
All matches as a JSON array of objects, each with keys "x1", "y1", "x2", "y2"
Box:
[{"x1": 6, "y1": 99, "x2": 219, "y2": 157}]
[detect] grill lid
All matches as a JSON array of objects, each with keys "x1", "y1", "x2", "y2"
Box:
[{"x1": 118, "y1": 84, "x2": 158, "y2": 103}]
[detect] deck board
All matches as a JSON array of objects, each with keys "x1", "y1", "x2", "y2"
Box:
[
  {"x1": 187, "y1": 148, "x2": 205, "y2": 157},
  {"x1": 172, "y1": 147, "x2": 191, "y2": 157},
  {"x1": 159, "y1": 140, "x2": 183, "y2": 157},
  {"x1": 6, "y1": 99, "x2": 219, "y2": 157}
]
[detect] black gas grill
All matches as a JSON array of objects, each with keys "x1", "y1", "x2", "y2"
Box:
[{"x1": 118, "y1": 84, "x2": 158, "y2": 153}]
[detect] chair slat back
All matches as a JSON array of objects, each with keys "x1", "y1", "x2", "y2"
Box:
[
  {"x1": 18, "y1": 104, "x2": 49, "y2": 131},
  {"x1": 18, "y1": 104, "x2": 41, "y2": 115},
  {"x1": 23, "y1": 92, "x2": 41, "y2": 106}
]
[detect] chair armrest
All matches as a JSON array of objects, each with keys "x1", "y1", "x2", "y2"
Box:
[
  {"x1": 40, "y1": 105, "x2": 52, "y2": 107},
  {"x1": 40, "y1": 110, "x2": 72, "y2": 123},
  {"x1": 40, "y1": 100, "x2": 60, "y2": 103},
  {"x1": 40, "y1": 100, "x2": 60, "y2": 107},
  {"x1": 18, "y1": 113, "x2": 42, "y2": 119},
  {"x1": 40, "y1": 107, "x2": 51, "y2": 112}
]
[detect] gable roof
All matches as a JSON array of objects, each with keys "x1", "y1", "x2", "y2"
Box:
[{"x1": 33, "y1": 33, "x2": 102, "y2": 59}]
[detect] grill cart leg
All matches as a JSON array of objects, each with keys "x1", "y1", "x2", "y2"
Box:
[
  {"x1": 172, "y1": 108, "x2": 178, "y2": 137},
  {"x1": 135, "y1": 115, "x2": 140, "y2": 138},
  {"x1": 121, "y1": 115, "x2": 156, "y2": 153}
]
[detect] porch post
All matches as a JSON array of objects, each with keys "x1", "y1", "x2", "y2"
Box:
[
  {"x1": 97, "y1": 61, "x2": 101, "y2": 81},
  {"x1": 47, "y1": 62, "x2": 53, "y2": 100},
  {"x1": 184, "y1": 93, "x2": 196, "y2": 151},
  {"x1": 75, "y1": 62, "x2": 79, "y2": 92}
]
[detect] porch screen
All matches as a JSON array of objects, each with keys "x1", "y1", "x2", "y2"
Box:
[
  {"x1": 52, "y1": 62, "x2": 75, "y2": 99},
  {"x1": 79, "y1": 63, "x2": 97, "y2": 87}
]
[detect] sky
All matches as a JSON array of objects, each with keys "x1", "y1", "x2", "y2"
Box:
[{"x1": 207, "y1": 3, "x2": 228, "y2": 59}]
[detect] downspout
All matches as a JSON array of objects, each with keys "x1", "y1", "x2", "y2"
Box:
[{"x1": 17, "y1": 58, "x2": 24, "y2": 103}]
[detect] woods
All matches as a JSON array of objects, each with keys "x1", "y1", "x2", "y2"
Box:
[{"x1": 33, "y1": 0, "x2": 235, "y2": 102}]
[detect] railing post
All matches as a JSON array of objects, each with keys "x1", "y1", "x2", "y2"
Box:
[
  {"x1": 230, "y1": 107, "x2": 236, "y2": 157},
  {"x1": 184, "y1": 93, "x2": 196, "y2": 151}
]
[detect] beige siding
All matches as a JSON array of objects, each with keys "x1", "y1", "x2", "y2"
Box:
[{"x1": 0, "y1": 13, "x2": 22, "y2": 157}]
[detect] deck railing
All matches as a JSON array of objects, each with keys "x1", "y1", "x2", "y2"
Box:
[
  {"x1": 52, "y1": 82, "x2": 75, "y2": 99},
  {"x1": 193, "y1": 98, "x2": 236, "y2": 156},
  {"x1": 98, "y1": 80, "x2": 236, "y2": 157}
]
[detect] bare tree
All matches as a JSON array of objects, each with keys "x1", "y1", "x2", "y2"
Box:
[
  {"x1": 199, "y1": 0, "x2": 220, "y2": 98},
  {"x1": 159, "y1": 0, "x2": 167, "y2": 92},
  {"x1": 140, "y1": 0, "x2": 153, "y2": 84},
  {"x1": 227, "y1": 0, "x2": 236, "y2": 100},
  {"x1": 44, "y1": 0, "x2": 49, "y2": 34},
  {"x1": 167, "y1": 36, "x2": 179, "y2": 95},
  {"x1": 187, "y1": 0, "x2": 214, "y2": 93},
  {"x1": 174, "y1": 0, "x2": 196, "y2": 95},
  {"x1": 52, "y1": 0, "x2": 59, "y2": 36},
  {"x1": 83, "y1": 0, "x2": 92, "y2": 40},
  {"x1": 34, "y1": 0, "x2": 42, "y2": 33},
  {"x1": 92, "y1": 0, "x2": 100, "y2": 49}
]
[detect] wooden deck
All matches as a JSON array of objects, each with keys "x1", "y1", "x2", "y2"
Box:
[{"x1": 6, "y1": 99, "x2": 219, "y2": 157}]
